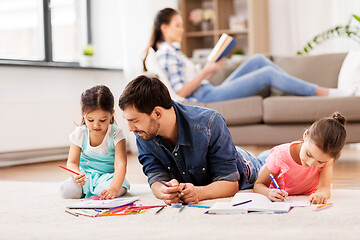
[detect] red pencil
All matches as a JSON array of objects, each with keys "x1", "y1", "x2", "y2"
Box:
[{"x1": 58, "y1": 165, "x2": 80, "y2": 175}]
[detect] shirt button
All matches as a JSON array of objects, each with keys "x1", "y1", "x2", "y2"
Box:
[{"x1": 182, "y1": 172, "x2": 186, "y2": 175}]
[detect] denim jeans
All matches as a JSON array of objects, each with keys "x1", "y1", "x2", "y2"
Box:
[
  {"x1": 235, "y1": 146, "x2": 270, "y2": 190},
  {"x1": 190, "y1": 54, "x2": 317, "y2": 102}
]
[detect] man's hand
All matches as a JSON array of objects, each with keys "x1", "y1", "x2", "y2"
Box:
[
  {"x1": 180, "y1": 183, "x2": 199, "y2": 204},
  {"x1": 157, "y1": 179, "x2": 184, "y2": 205}
]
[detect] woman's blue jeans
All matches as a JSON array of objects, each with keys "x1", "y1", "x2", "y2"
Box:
[{"x1": 191, "y1": 54, "x2": 317, "y2": 102}]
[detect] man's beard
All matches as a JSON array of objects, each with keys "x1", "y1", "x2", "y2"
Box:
[{"x1": 136, "y1": 117, "x2": 160, "y2": 141}]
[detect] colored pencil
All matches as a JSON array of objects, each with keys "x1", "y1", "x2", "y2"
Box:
[
  {"x1": 314, "y1": 202, "x2": 333, "y2": 211},
  {"x1": 58, "y1": 165, "x2": 80, "y2": 175},
  {"x1": 179, "y1": 205, "x2": 186, "y2": 213},
  {"x1": 65, "y1": 208, "x2": 79, "y2": 217},
  {"x1": 270, "y1": 174, "x2": 286, "y2": 201},
  {"x1": 188, "y1": 204, "x2": 211, "y2": 209},
  {"x1": 317, "y1": 202, "x2": 333, "y2": 209},
  {"x1": 155, "y1": 206, "x2": 166, "y2": 214},
  {"x1": 156, "y1": 180, "x2": 184, "y2": 195},
  {"x1": 232, "y1": 200, "x2": 252, "y2": 207}
]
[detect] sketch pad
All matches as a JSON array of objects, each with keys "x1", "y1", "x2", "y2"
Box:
[{"x1": 66, "y1": 196, "x2": 139, "y2": 209}]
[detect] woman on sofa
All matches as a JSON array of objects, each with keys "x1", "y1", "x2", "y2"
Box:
[{"x1": 143, "y1": 8, "x2": 355, "y2": 103}]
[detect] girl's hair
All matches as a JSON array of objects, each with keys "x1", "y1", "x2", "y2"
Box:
[
  {"x1": 80, "y1": 85, "x2": 115, "y2": 125},
  {"x1": 307, "y1": 112, "x2": 347, "y2": 160},
  {"x1": 142, "y1": 8, "x2": 179, "y2": 71}
]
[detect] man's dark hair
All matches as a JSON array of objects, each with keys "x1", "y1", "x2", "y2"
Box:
[{"x1": 119, "y1": 75, "x2": 173, "y2": 114}]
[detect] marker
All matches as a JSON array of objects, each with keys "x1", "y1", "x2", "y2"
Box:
[
  {"x1": 232, "y1": 200, "x2": 252, "y2": 207},
  {"x1": 269, "y1": 174, "x2": 286, "y2": 201},
  {"x1": 156, "y1": 180, "x2": 184, "y2": 195}
]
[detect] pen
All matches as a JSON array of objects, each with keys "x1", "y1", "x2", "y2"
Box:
[
  {"x1": 269, "y1": 174, "x2": 286, "y2": 201},
  {"x1": 156, "y1": 180, "x2": 184, "y2": 195}
]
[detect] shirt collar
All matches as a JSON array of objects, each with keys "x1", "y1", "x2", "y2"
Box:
[
  {"x1": 153, "y1": 101, "x2": 191, "y2": 148},
  {"x1": 161, "y1": 41, "x2": 181, "y2": 52}
]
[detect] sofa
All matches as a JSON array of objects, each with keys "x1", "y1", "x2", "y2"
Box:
[{"x1": 145, "y1": 50, "x2": 360, "y2": 146}]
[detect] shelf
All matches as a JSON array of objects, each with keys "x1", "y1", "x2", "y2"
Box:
[
  {"x1": 180, "y1": 0, "x2": 269, "y2": 57},
  {"x1": 185, "y1": 29, "x2": 248, "y2": 38},
  {"x1": 185, "y1": 31, "x2": 216, "y2": 37}
]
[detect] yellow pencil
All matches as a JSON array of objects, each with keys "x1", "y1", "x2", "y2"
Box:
[{"x1": 317, "y1": 202, "x2": 333, "y2": 209}]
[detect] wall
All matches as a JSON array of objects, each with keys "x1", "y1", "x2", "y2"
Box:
[
  {"x1": 0, "y1": 0, "x2": 180, "y2": 165},
  {"x1": 0, "y1": 66, "x2": 127, "y2": 154},
  {"x1": 268, "y1": 0, "x2": 360, "y2": 55}
]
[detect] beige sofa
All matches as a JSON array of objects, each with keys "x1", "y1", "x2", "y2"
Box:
[
  {"x1": 145, "y1": 51, "x2": 360, "y2": 146},
  {"x1": 190, "y1": 53, "x2": 360, "y2": 146}
]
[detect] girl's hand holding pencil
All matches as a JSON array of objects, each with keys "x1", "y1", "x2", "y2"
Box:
[
  {"x1": 58, "y1": 165, "x2": 87, "y2": 186},
  {"x1": 269, "y1": 174, "x2": 288, "y2": 202}
]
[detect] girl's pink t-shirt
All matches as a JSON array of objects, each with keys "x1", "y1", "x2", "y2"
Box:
[{"x1": 264, "y1": 141, "x2": 326, "y2": 195}]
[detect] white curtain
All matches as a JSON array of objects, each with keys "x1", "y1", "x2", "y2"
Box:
[{"x1": 269, "y1": 0, "x2": 360, "y2": 55}]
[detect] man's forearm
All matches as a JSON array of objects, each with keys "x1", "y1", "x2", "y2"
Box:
[{"x1": 196, "y1": 180, "x2": 238, "y2": 201}]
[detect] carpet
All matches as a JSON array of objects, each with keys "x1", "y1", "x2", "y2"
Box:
[{"x1": 0, "y1": 181, "x2": 359, "y2": 240}]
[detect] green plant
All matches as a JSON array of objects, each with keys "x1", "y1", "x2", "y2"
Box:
[
  {"x1": 297, "y1": 14, "x2": 360, "y2": 55},
  {"x1": 83, "y1": 44, "x2": 94, "y2": 56},
  {"x1": 233, "y1": 47, "x2": 244, "y2": 55}
]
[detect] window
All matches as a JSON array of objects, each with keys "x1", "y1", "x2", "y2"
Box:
[
  {"x1": 0, "y1": 0, "x2": 44, "y2": 60},
  {"x1": 0, "y1": 0, "x2": 88, "y2": 63}
]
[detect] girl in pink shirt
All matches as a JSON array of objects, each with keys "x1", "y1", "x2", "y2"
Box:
[{"x1": 254, "y1": 112, "x2": 347, "y2": 204}]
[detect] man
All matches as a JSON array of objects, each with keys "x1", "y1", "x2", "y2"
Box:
[{"x1": 119, "y1": 75, "x2": 268, "y2": 204}]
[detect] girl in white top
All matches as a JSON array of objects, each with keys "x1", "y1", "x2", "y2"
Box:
[{"x1": 59, "y1": 85, "x2": 130, "y2": 199}]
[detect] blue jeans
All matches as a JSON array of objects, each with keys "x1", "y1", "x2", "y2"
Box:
[
  {"x1": 236, "y1": 146, "x2": 270, "y2": 190},
  {"x1": 190, "y1": 54, "x2": 317, "y2": 102}
]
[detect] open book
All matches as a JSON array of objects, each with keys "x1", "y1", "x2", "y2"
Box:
[
  {"x1": 66, "y1": 196, "x2": 139, "y2": 209},
  {"x1": 207, "y1": 192, "x2": 310, "y2": 214},
  {"x1": 207, "y1": 33, "x2": 237, "y2": 62}
]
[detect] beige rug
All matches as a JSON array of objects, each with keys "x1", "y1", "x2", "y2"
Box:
[{"x1": 0, "y1": 181, "x2": 359, "y2": 240}]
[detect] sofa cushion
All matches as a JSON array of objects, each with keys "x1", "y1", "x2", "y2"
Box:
[
  {"x1": 263, "y1": 96, "x2": 360, "y2": 124},
  {"x1": 272, "y1": 53, "x2": 347, "y2": 88},
  {"x1": 189, "y1": 96, "x2": 263, "y2": 126}
]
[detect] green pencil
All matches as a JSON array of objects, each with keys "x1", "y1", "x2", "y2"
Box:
[{"x1": 155, "y1": 206, "x2": 165, "y2": 214}]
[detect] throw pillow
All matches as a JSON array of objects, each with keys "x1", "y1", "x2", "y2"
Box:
[
  {"x1": 338, "y1": 51, "x2": 360, "y2": 96},
  {"x1": 145, "y1": 48, "x2": 185, "y2": 102}
]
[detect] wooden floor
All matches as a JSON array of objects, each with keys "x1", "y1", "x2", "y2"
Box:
[{"x1": 0, "y1": 145, "x2": 359, "y2": 190}]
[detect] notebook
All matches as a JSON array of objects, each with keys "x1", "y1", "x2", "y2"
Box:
[
  {"x1": 66, "y1": 196, "x2": 139, "y2": 209},
  {"x1": 207, "y1": 192, "x2": 310, "y2": 214}
]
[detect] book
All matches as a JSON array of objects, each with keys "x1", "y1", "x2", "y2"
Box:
[
  {"x1": 207, "y1": 192, "x2": 310, "y2": 214},
  {"x1": 207, "y1": 33, "x2": 237, "y2": 62},
  {"x1": 66, "y1": 196, "x2": 139, "y2": 209}
]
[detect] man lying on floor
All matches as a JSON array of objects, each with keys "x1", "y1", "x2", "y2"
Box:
[{"x1": 119, "y1": 75, "x2": 268, "y2": 204}]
